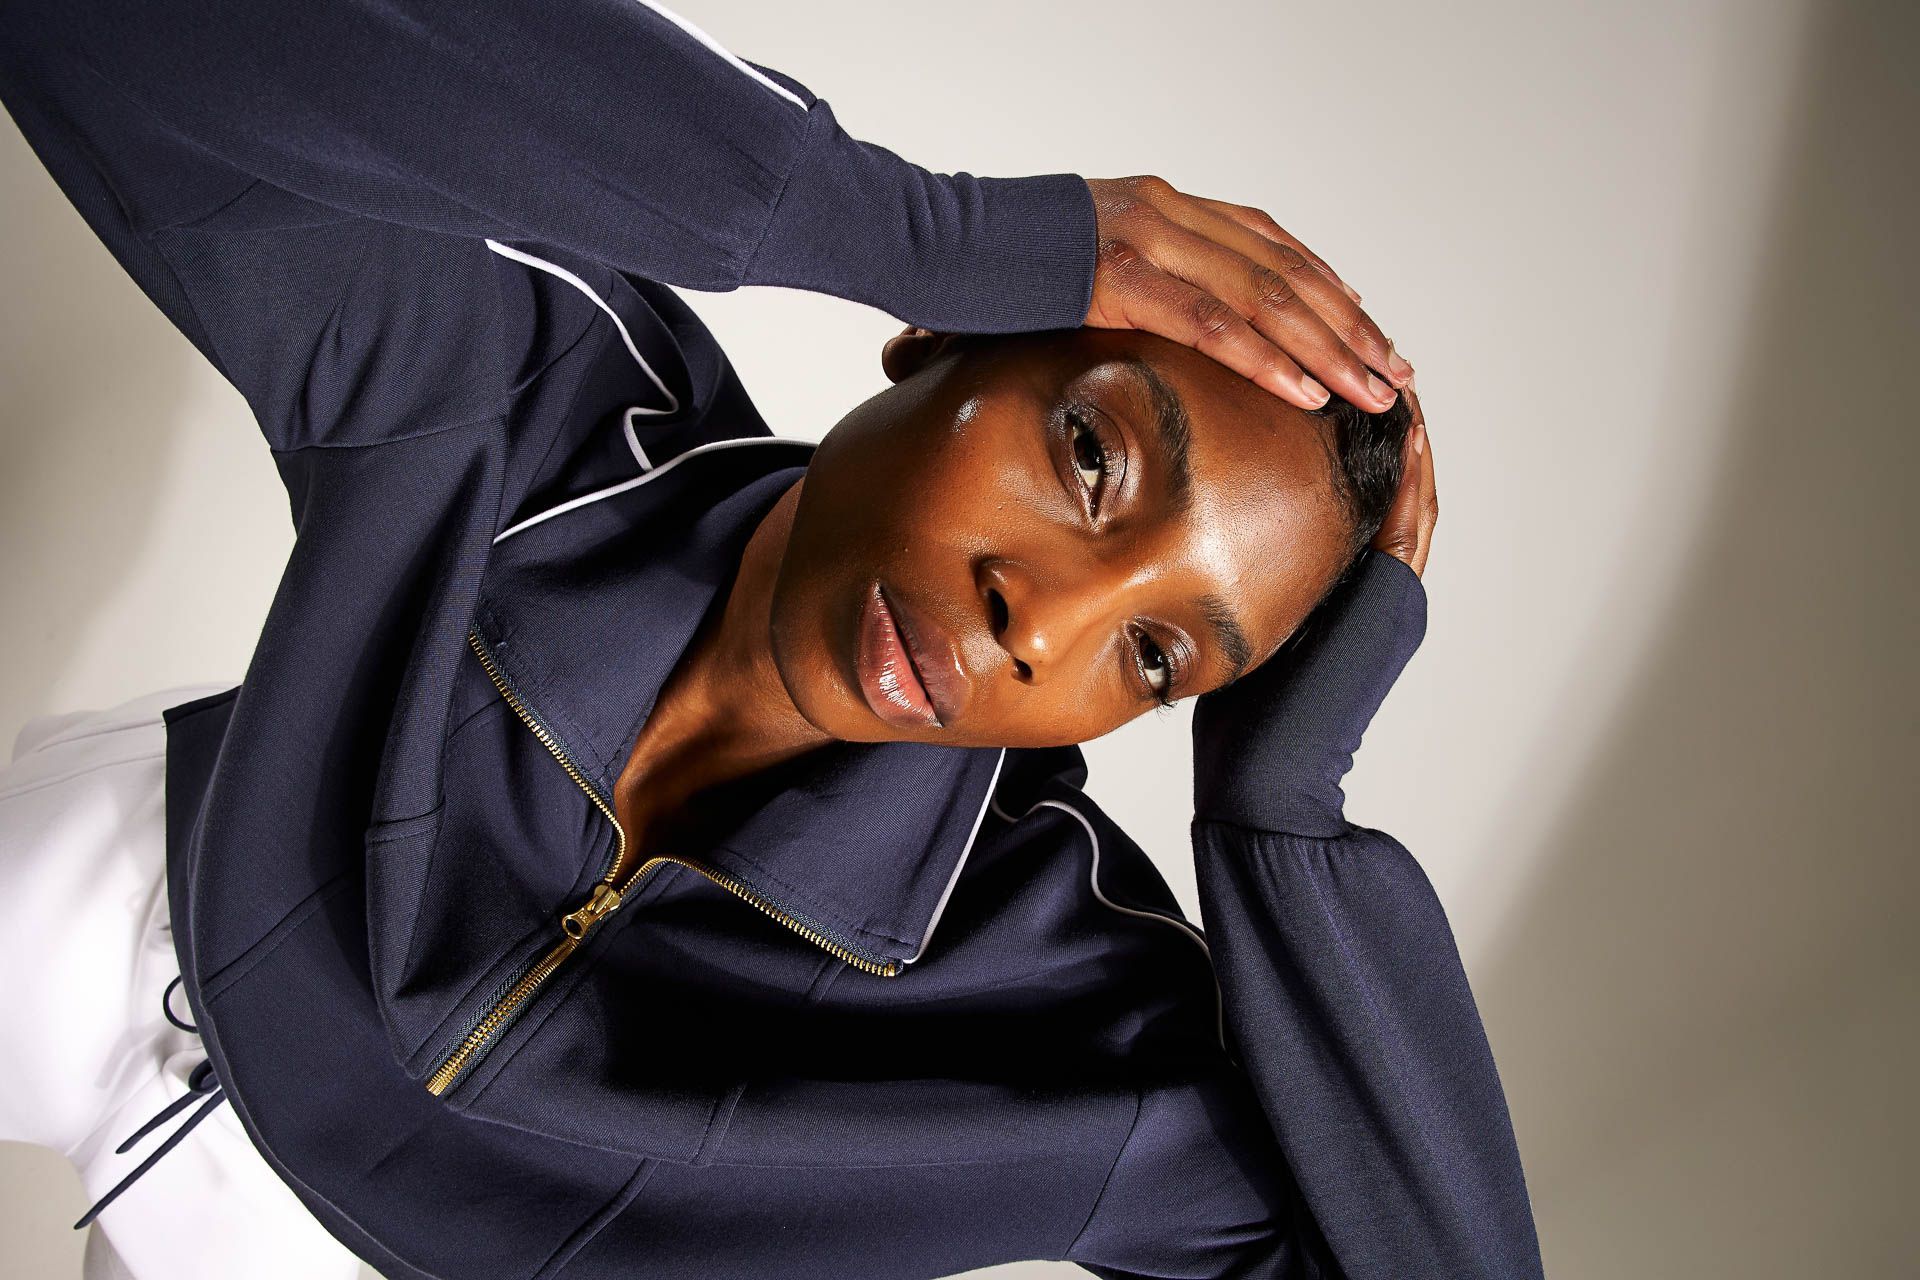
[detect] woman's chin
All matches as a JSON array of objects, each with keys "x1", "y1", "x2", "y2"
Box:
[{"x1": 767, "y1": 586, "x2": 877, "y2": 744}]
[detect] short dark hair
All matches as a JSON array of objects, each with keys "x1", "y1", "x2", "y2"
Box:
[
  {"x1": 1214, "y1": 387, "x2": 1416, "y2": 687},
  {"x1": 1309, "y1": 387, "x2": 1415, "y2": 570}
]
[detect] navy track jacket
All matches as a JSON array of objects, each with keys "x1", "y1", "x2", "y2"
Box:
[{"x1": 1, "y1": 2, "x2": 1543, "y2": 1276}]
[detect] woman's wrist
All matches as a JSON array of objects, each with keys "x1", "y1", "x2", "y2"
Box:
[{"x1": 1190, "y1": 549, "x2": 1428, "y2": 837}]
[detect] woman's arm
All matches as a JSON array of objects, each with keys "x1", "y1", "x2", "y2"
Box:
[
  {"x1": 2, "y1": 0, "x2": 1090, "y2": 334},
  {"x1": 0, "y1": 0, "x2": 1408, "y2": 415},
  {"x1": 1187, "y1": 552, "x2": 1543, "y2": 1277},
  {"x1": 1187, "y1": 407, "x2": 1540, "y2": 1276}
]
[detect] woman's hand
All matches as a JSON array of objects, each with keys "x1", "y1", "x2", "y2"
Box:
[
  {"x1": 1084, "y1": 176, "x2": 1413, "y2": 413},
  {"x1": 1371, "y1": 378, "x2": 1437, "y2": 577}
]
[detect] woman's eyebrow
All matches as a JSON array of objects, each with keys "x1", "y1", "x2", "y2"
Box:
[
  {"x1": 1115, "y1": 357, "x2": 1194, "y2": 516},
  {"x1": 1109, "y1": 358, "x2": 1252, "y2": 682},
  {"x1": 1197, "y1": 590, "x2": 1255, "y2": 684}
]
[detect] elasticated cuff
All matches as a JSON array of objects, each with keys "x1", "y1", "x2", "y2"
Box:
[
  {"x1": 747, "y1": 99, "x2": 1096, "y2": 334},
  {"x1": 1190, "y1": 551, "x2": 1428, "y2": 837}
]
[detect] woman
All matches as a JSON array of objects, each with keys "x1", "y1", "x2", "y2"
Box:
[{"x1": 0, "y1": 1, "x2": 1541, "y2": 1277}]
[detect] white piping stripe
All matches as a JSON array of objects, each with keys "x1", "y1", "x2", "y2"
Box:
[
  {"x1": 492, "y1": 436, "x2": 807, "y2": 545},
  {"x1": 622, "y1": 407, "x2": 654, "y2": 471},
  {"x1": 903, "y1": 748, "x2": 1007, "y2": 965},
  {"x1": 484, "y1": 239, "x2": 680, "y2": 421},
  {"x1": 631, "y1": 0, "x2": 809, "y2": 111},
  {"x1": 992, "y1": 794, "x2": 1223, "y2": 1047}
]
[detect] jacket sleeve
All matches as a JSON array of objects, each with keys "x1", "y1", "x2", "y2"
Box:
[
  {"x1": 0, "y1": 0, "x2": 1095, "y2": 452},
  {"x1": 0, "y1": 0, "x2": 1095, "y2": 334},
  {"x1": 1173, "y1": 549, "x2": 1545, "y2": 1278}
]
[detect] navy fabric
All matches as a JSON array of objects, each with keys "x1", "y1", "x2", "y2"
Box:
[{"x1": 1, "y1": 2, "x2": 1542, "y2": 1276}]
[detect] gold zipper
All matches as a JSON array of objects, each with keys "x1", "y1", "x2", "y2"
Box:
[{"x1": 425, "y1": 628, "x2": 898, "y2": 1097}]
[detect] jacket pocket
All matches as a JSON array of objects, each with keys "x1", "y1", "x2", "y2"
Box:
[{"x1": 362, "y1": 801, "x2": 453, "y2": 1065}]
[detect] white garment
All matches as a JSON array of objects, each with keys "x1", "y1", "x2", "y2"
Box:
[{"x1": 0, "y1": 687, "x2": 367, "y2": 1280}]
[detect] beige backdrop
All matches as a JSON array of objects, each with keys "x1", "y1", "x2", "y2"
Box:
[{"x1": 3, "y1": 0, "x2": 1915, "y2": 1276}]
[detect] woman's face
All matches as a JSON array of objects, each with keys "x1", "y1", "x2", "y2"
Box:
[{"x1": 767, "y1": 327, "x2": 1353, "y2": 748}]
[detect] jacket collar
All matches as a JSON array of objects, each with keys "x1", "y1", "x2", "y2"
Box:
[{"x1": 472, "y1": 436, "x2": 1005, "y2": 972}]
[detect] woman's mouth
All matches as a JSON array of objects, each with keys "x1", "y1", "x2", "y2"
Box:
[{"x1": 854, "y1": 580, "x2": 943, "y2": 730}]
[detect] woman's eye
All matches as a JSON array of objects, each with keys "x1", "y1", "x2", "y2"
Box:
[
  {"x1": 1136, "y1": 631, "x2": 1174, "y2": 701},
  {"x1": 1067, "y1": 409, "x2": 1112, "y2": 512}
]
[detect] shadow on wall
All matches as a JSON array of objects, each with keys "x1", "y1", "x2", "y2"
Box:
[
  {"x1": 1479, "y1": 0, "x2": 1919, "y2": 1274},
  {"x1": 0, "y1": 113, "x2": 201, "y2": 715}
]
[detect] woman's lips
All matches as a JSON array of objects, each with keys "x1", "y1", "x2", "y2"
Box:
[
  {"x1": 883, "y1": 586, "x2": 969, "y2": 726},
  {"x1": 855, "y1": 581, "x2": 939, "y2": 729},
  {"x1": 854, "y1": 580, "x2": 948, "y2": 730}
]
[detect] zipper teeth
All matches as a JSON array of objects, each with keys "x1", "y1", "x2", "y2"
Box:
[
  {"x1": 428, "y1": 629, "x2": 899, "y2": 1096},
  {"x1": 649, "y1": 855, "x2": 900, "y2": 978},
  {"x1": 468, "y1": 629, "x2": 627, "y2": 883},
  {"x1": 425, "y1": 931, "x2": 577, "y2": 1096}
]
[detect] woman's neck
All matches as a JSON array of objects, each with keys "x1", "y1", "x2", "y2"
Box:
[{"x1": 613, "y1": 478, "x2": 827, "y2": 843}]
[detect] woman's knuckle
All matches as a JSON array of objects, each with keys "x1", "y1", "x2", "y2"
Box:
[
  {"x1": 1270, "y1": 243, "x2": 1310, "y2": 274},
  {"x1": 1132, "y1": 174, "x2": 1175, "y2": 200},
  {"x1": 1186, "y1": 294, "x2": 1239, "y2": 342},
  {"x1": 1097, "y1": 236, "x2": 1146, "y2": 278},
  {"x1": 1247, "y1": 264, "x2": 1297, "y2": 311},
  {"x1": 1339, "y1": 316, "x2": 1383, "y2": 351}
]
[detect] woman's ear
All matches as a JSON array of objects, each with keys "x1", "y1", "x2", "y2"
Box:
[{"x1": 880, "y1": 326, "x2": 953, "y2": 384}]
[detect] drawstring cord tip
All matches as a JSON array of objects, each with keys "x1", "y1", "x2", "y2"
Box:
[{"x1": 74, "y1": 977, "x2": 226, "y2": 1231}]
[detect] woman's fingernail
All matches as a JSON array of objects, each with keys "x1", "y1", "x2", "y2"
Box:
[
  {"x1": 1413, "y1": 424, "x2": 1427, "y2": 455},
  {"x1": 1386, "y1": 346, "x2": 1414, "y2": 382},
  {"x1": 1301, "y1": 376, "x2": 1330, "y2": 406},
  {"x1": 1345, "y1": 284, "x2": 1363, "y2": 303},
  {"x1": 1366, "y1": 373, "x2": 1395, "y2": 404}
]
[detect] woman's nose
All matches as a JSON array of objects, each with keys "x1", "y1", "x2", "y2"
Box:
[{"x1": 981, "y1": 558, "x2": 1112, "y2": 685}]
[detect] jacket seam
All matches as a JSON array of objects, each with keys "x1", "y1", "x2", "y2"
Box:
[
  {"x1": 135, "y1": 219, "x2": 242, "y2": 394},
  {"x1": 67, "y1": 58, "x2": 314, "y2": 411},
  {"x1": 692, "y1": 1081, "x2": 749, "y2": 1166},
  {"x1": 364, "y1": 804, "x2": 444, "y2": 845},
  {"x1": 68, "y1": 52, "x2": 579, "y2": 455},
  {"x1": 237, "y1": 233, "x2": 604, "y2": 455},
  {"x1": 384, "y1": 805, "x2": 460, "y2": 1015},
  {"x1": 738, "y1": 102, "x2": 819, "y2": 289},
  {"x1": 366, "y1": 802, "x2": 448, "y2": 1030},
  {"x1": 69, "y1": 56, "x2": 260, "y2": 235},
  {"x1": 529, "y1": 1156, "x2": 659, "y2": 1280},
  {"x1": 200, "y1": 873, "x2": 355, "y2": 1004},
  {"x1": 1063, "y1": 1085, "x2": 1144, "y2": 1259},
  {"x1": 265, "y1": 403, "x2": 504, "y2": 455},
  {"x1": 442, "y1": 691, "x2": 505, "y2": 747},
  {"x1": 1193, "y1": 812, "x2": 1358, "y2": 844},
  {"x1": 155, "y1": 175, "x2": 267, "y2": 233}
]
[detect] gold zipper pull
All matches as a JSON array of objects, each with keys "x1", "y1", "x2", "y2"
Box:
[{"x1": 560, "y1": 883, "x2": 624, "y2": 939}]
